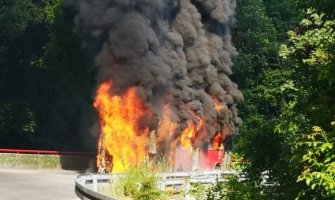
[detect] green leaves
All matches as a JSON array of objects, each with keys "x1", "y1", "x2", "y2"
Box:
[
  {"x1": 280, "y1": 10, "x2": 335, "y2": 87},
  {"x1": 234, "y1": 0, "x2": 335, "y2": 199},
  {"x1": 295, "y1": 125, "x2": 335, "y2": 199},
  {"x1": 0, "y1": 0, "x2": 95, "y2": 151},
  {"x1": 232, "y1": 1, "x2": 304, "y2": 199},
  {"x1": 0, "y1": 0, "x2": 36, "y2": 40},
  {"x1": 113, "y1": 165, "x2": 164, "y2": 200},
  {"x1": 40, "y1": 0, "x2": 63, "y2": 25}
]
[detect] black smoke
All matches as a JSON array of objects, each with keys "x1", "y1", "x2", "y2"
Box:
[{"x1": 73, "y1": 0, "x2": 242, "y2": 148}]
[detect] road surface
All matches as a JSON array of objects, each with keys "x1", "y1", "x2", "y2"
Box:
[{"x1": 0, "y1": 168, "x2": 80, "y2": 200}]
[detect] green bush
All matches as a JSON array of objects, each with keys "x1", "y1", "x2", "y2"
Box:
[
  {"x1": 112, "y1": 165, "x2": 165, "y2": 200},
  {"x1": 190, "y1": 175, "x2": 267, "y2": 200},
  {"x1": 221, "y1": 175, "x2": 266, "y2": 200},
  {"x1": 295, "y1": 125, "x2": 335, "y2": 199},
  {"x1": 189, "y1": 182, "x2": 208, "y2": 200}
]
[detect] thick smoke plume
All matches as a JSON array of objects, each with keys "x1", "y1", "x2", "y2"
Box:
[{"x1": 74, "y1": 0, "x2": 242, "y2": 150}]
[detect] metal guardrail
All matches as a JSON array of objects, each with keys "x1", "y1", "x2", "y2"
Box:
[
  {"x1": 158, "y1": 170, "x2": 236, "y2": 189},
  {"x1": 75, "y1": 174, "x2": 118, "y2": 200},
  {"x1": 75, "y1": 170, "x2": 240, "y2": 200}
]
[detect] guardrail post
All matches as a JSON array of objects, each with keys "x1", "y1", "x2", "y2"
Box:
[
  {"x1": 92, "y1": 174, "x2": 98, "y2": 191},
  {"x1": 184, "y1": 179, "x2": 191, "y2": 199},
  {"x1": 160, "y1": 174, "x2": 166, "y2": 190}
]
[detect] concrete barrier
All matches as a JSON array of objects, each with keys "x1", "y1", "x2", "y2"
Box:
[
  {"x1": 0, "y1": 150, "x2": 96, "y2": 170},
  {"x1": 0, "y1": 153, "x2": 61, "y2": 168}
]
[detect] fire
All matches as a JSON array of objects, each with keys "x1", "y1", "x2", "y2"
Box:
[
  {"x1": 180, "y1": 120, "x2": 196, "y2": 150},
  {"x1": 212, "y1": 97, "x2": 225, "y2": 112},
  {"x1": 94, "y1": 81, "x2": 150, "y2": 172},
  {"x1": 212, "y1": 132, "x2": 224, "y2": 150},
  {"x1": 93, "y1": 82, "x2": 227, "y2": 172},
  {"x1": 156, "y1": 105, "x2": 178, "y2": 170},
  {"x1": 157, "y1": 105, "x2": 177, "y2": 143},
  {"x1": 180, "y1": 118, "x2": 204, "y2": 150}
]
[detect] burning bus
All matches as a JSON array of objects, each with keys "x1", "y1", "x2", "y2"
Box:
[
  {"x1": 81, "y1": 0, "x2": 243, "y2": 174},
  {"x1": 174, "y1": 132, "x2": 232, "y2": 172},
  {"x1": 94, "y1": 81, "x2": 235, "y2": 173},
  {"x1": 98, "y1": 129, "x2": 233, "y2": 173},
  {"x1": 94, "y1": 82, "x2": 236, "y2": 173}
]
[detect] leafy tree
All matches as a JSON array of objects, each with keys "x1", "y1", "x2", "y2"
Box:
[
  {"x1": 294, "y1": 125, "x2": 335, "y2": 199},
  {"x1": 0, "y1": 0, "x2": 96, "y2": 151},
  {"x1": 294, "y1": 0, "x2": 335, "y2": 18},
  {"x1": 0, "y1": 0, "x2": 44, "y2": 148},
  {"x1": 280, "y1": 10, "x2": 335, "y2": 129},
  {"x1": 233, "y1": 0, "x2": 335, "y2": 198},
  {"x1": 278, "y1": 7, "x2": 335, "y2": 199},
  {"x1": 230, "y1": 0, "x2": 315, "y2": 199}
]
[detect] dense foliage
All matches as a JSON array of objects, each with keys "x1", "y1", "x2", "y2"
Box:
[
  {"x1": 231, "y1": 0, "x2": 335, "y2": 199},
  {"x1": 0, "y1": 0, "x2": 97, "y2": 151}
]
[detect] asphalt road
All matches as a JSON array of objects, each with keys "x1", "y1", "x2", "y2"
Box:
[{"x1": 0, "y1": 168, "x2": 80, "y2": 200}]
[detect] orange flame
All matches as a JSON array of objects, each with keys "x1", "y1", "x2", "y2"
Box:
[
  {"x1": 212, "y1": 97, "x2": 225, "y2": 111},
  {"x1": 94, "y1": 81, "x2": 149, "y2": 172},
  {"x1": 180, "y1": 118, "x2": 204, "y2": 151},
  {"x1": 180, "y1": 120, "x2": 196, "y2": 150},
  {"x1": 211, "y1": 132, "x2": 224, "y2": 150},
  {"x1": 157, "y1": 105, "x2": 177, "y2": 143},
  {"x1": 156, "y1": 105, "x2": 178, "y2": 170}
]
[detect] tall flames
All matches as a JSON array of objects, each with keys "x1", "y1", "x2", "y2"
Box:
[
  {"x1": 76, "y1": 0, "x2": 242, "y2": 173},
  {"x1": 94, "y1": 82, "x2": 229, "y2": 172},
  {"x1": 180, "y1": 118, "x2": 204, "y2": 150},
  {"x1": 93, "y1": 81, "x2": 150, "y2": 172},
  {"x1": 75, "y1": 0, "x2": 242, "y2": 173}
]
